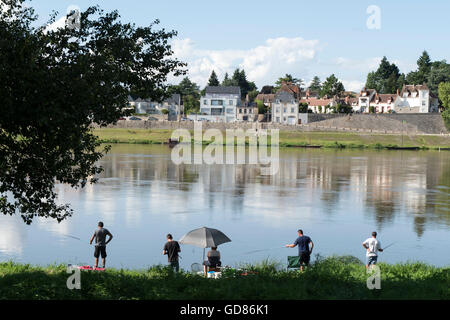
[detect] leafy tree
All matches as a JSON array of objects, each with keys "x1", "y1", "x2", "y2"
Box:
[
  {"x1": 168, "y1": 77, "x2": 200, "y2": 114},
  {"x1": 428, "y1": 60, "x2": 450, "y2": 96},
  {"x1": 231, "y1": 68, "x2": 257, "y2": 98},
  {"x1": 222, "y1": 72, "x2": 234, "y2": 86},
  {"x1": 438, "y1": 82, "x2": 450, "y2": 129},
  {"x1": 247, "y1": 89, "x2": 259, "y2": 102},
  {"x1": 407, "y1": 51, "x2": 432, "y2": 85},
  {"x1": 207, "y1": 70, "x2": 220, "y2": 86},
  {"x1": 275, "y1": 74, "x2": 304, "y2": 90},
  {"x1": 299, "y1": 103, "x2": 309, "y2": 113},
  {"x1": 308, "y1": 76, "x2": 322, "y2": 92},
  {"x1": 320, "y1": 74, "x2": 345, "y2": 97},
  {"x1": 256, "y1": 99, "x2": 267, "y2": 114},
  {"x1": 0, "y1": 0, "x2": 185, "y2": 224},
  {"x1": 365, "y1": 56, "x2": 402, "y2": 93}
]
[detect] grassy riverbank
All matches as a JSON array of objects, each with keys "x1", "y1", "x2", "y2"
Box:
[
  {"x1": 94, "y1": 128, "x2": 450, "y2": 150},
  {"x1": 0, "y1": 256, "x2": 448, "y2": 300}
]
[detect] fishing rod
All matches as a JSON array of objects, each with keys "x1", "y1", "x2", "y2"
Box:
[
  {"x1": 382, "y1": 242, "x2": 396, "y2": 251},
  {"x1": 62, "y1": 234, "x2": 81, "y2": 241}
]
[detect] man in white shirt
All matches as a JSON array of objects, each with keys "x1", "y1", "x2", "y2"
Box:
[{"x1": 362, "y1": 231, "x2": 383, "y2": 269}]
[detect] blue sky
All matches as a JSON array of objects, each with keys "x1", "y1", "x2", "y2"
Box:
[{"x1": 35, "y1": 0, "x2": 450, "y2": 91}]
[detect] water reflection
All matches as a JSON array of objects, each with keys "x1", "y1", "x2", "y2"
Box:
[{"x1": 97, "y1": 146, "x2": 450, "y2": 235}]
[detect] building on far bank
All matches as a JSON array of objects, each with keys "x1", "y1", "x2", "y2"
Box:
[
  {"x1": 355, "y1": 85, "x2": 439, "y2": 113},
  {"x1": 299, "y1": 97, "x2": 336, "y2": 113},
  {"x1": 198, "y1": 86, "x2": 241, "y2": 122},
  {"x1": 393, "y1": 84, "x2": 439, "y2": 113},
  {"x1": 356, "y1": 88, "x2": 377, "y2": 113},
  {"x1": 236, "y1": 101, "x2": 258, "y2": 121},
  {"x1": 272, "y1": 91, "x2": 299, "y2": 125},
  {"x1": 128, "y1": 94, "x2": 182, "y2": 120}
]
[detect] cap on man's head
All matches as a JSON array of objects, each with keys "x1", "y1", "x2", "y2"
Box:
[
  {"x1": 297, "y1": 229, "x2": 303, "y2": 235},
  {"x1": 372, "y1": 231, "x2": 377, "y2": 237},
  {"x1": 167, "y1": 234, "x2": 173, "y2": 240},
  {"x1": 98, "y1": 221, "x2": 104, "y2": 227}
]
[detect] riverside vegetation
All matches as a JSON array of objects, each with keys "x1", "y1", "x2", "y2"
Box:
[
  {"x1": 94, "y1": 128, "x2": 450, "y2": 150},
  {"x1": 0, "y1": 256, "x2": 448, "y2": 300}
]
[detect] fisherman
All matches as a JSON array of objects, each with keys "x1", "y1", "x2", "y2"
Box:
[
  {"x1": 89, "y1": 221, "x2": 113, "y2": 269},
  {"x1": 285, "y1": 229, "x2": 314, "y2": 271},
  {"x1": 203, "y1": 246, "x2": 221, "y2": 276},
  {"x1": 362, "y1": 231, "x2": 383, "y2": 269},
  {"x1": 163, "y1": 234, "x2": 181, "y2": 272}
]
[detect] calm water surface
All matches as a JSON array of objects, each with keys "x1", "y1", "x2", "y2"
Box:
[{"x1": 1, "y1": 145, "x2": 449, "y2": 268}]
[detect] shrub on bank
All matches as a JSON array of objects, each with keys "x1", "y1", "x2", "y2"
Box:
[{"x1": 0, "y1": 256, "x2": 448, "y2": 300}]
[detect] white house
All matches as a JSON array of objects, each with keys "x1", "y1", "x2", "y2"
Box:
[
  {"x1": 272, "y1": 91, "x2": 299, "y2": 125},
  {"x1": 356, "y1": 88, "x2": 377, "y2": 113},
  {"x1": 393, "y1": 84, "x2": 439, "y2": 113},
  {"x1": 128, "y1": 94, "x2": 182, "y2": 120},
  {"x1": 299, "y1": 97, "x2": 336, "y2": 113},
  {"x1": 197, "y1": 86, "x2": 241, "y2": 122},
  {"x1": 372, "y1": 93, "x2": 397, "y2": 113}
]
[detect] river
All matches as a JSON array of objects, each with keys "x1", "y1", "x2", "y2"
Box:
[{"x1": 0, "y1": 144, "x2": 449, "y2": 268}]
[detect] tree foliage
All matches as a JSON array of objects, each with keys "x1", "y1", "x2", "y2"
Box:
[
  {"x1": 308, "y1": 76, "x2": 322, "y2": 92},
  {"x1": 207, "y1": 70, "x2": 220, "y2": 87},
  {"x1": 365, "y1": 56, "x2": 404, "y2": 93},
  {"x1": 0, "y1": 0, "x2": 186, "y2": 224},
  {"x1": 168, "y1": 77, "x2": 200, "y2": 114},
  {"x1": 320, "y1": 74, "x2": 345, "y2": 98},
  {"x1": 275, "y1": 74, "x2": 304, "y2": 90},
  {"x1": 438, "y1": 82, "x2": 450, "y2": 128}
]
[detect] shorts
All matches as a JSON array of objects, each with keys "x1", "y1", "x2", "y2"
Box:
[
  {"x1": 203, "y1": 260, "x2": 222, "y2": 268},
  {"x1": 94, "y1": 246, "x2": 107, "y2": 258},
  {"x1": 299, "y1": 252, "x2": 311, "y2": 265},
  {"x1": 366, "y1": 255, "x2": 377, "y2": 266}
]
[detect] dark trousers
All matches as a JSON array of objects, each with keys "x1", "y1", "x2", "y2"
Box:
[{"x1": 169, "y1": 260, "x2": 179, "y2": 272}]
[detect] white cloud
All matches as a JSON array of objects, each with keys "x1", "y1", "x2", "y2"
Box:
[
  {"x1": 45, "y1": 16, "x2": 66, "y2": 33},
  {"x1": 171, "y1": 37, "x2": 320, "y2": 88},
  {"x1": 341, "y1": 79, "x2": 365, "y2": 92},
  {"x1": 335, "y1": 57, "x2": 381, "y2": 72}
]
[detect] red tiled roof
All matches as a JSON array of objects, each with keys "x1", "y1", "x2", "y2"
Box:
[{"x1": 299, "y1": 98, "x2": 333, "y2": 106}]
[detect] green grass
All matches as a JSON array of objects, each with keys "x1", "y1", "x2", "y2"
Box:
[
  {"x1": 94, "y1": 128, "x2": 450, "y2": 150},
  {"x1": 0, "y1": 256, "x2": 448, "y2": 300}
]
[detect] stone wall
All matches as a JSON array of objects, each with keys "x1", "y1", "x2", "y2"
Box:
[
  {"x1": 93, "y1": 113, "x2": 448, "y2": 134},
  {"x1": 309, "y1": 113, "x2": 447, "y2": 134}
]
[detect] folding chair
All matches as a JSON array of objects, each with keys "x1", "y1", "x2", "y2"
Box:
[{"x1": 287, "y1": 256, "x2": 301, "y2": 270}]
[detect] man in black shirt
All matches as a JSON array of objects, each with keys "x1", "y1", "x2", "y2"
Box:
[
  {"x1": 163, "y1": 234, "x2": 181, "y2": 272},
  {"x1": 285, "y1": 229, "x2": 314, "y2": 271}
]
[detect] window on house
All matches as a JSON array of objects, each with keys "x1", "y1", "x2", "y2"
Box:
[
  {"x1": 229, "y1": 100, "x2": 233, "y2": 105},
  {"x1": 291, "y1": 107, "x2": 294, "y2": 113},
  {"x1": 244, "y1": 109, "x2": 247, "y2": 114},
  {"x1": 239, "y1": 109, "x2": 242, "y2": 113},
  {"x1": 283, "y1": 108, "x2": 287, "y2": 113},
  {"x1": 249, "y1": 109, "x2": 252, "y2": 113},
  {"x1": 211, "y1": 100, "x2": 223, "y2": 106},
  {"x1": 203, "y1": 100, "x2": 208, "y2": 105},
  {"x1": 276, "y1": 107, "x2": 280, "y2": 113}
]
